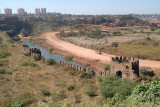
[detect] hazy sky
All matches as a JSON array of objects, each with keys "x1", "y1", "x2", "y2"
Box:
[{"x1": 0, "y1": 0, "x2": 160, "y2": 15}]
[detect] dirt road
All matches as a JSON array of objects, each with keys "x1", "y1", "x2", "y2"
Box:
[{"x1": 42, "y1": 32, "x2": 160, "y2": 69}]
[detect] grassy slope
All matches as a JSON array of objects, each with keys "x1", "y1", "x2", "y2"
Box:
[
  {"x1": 0, "y1": 32, "x2": 102, "y2": 106},
  {"x1": 103, "y1": 39, "x2": 160, "y2": 61}
]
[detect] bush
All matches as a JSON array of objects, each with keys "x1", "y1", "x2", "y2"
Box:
[
  {"x1": 146, "y1": 37, "x2": 151, "y2": 41},
  {"x1": 127, "y1": 81, "x2": 160, "y2": 104},
  {"x1": 51, "y1": 91, "x2": 61, "y2": 101},
  {"x1": 0, "y1": 52, "x2": 11, "y2": 58},
  {"x1": 20, "y1": 62, "x2": 37, "y2": 67},
  {"x1": 14, "y1": 93, "x2": 36, "y2": 107},
  {"x1": 101, "y1": 75, "x2": 137, "y2": 100},
  {"x1": 0, "y1": 69, "x2": 6, "y2": 74},
  {"x1": 11, "y1": 45, "x2": 15, "y2": 47},
  {"x1": 112, "y1": 31, "x2": 122, "y2": 36},
  {"x1": 80, "y1": 70, "x2": 95, "y2": 79},
  {"x1": 33, "y1": 54, "x2": 41, "y2": 61},
  {"x1": 85, "y1": 86, "x2": 97, "y2": 97},
  {"x1": 30, "y1": 63, "x2": 37, "y2": 67},
  {"x1": 153, "y1": 42, "x2": 159, "y2": 47},
  {"x1": 64, "y1": 56, "x2": 73, "y2": 61},
  {"x1": 40, "y1": 88, "x2": 51, "y2": 96},
  {"x1": 103, "y1": 64, "x2": 110, "y2": 71},
  {"x1": 66, "y1": 84, "x2": 75, "y2": 91},
  {"x1": 24, "y1": 52, "x2": 30, "y2": 56},
  {"x1": 46, "y1": 59, "x2": 56, "y2": 65},
  {"x1": 0, "y1": 60, "x2": 8, "y2": 67},
  {"x1": 111, "y1": 42, "x2": 118, "y2": 47},
  {"x1": 21, "y1": 62, "x2": 30, "y2": 66}
]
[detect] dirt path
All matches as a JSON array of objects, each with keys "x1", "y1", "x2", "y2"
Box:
[{"x1": 42, "y1": 32, "x2": 160, "y2": 69}]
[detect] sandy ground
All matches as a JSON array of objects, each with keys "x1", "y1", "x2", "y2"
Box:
[{"x1": 41, "y1": 32, "x2": 160, "y2": 70}]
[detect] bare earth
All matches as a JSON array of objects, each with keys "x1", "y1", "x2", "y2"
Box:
[{"x1": 41, "y1": 32, "x2": 160, "y2": 70}]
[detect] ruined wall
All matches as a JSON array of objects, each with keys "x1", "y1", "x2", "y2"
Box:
[{"x1": 110, "y1": 56, "x2": 139, "y2": 80}]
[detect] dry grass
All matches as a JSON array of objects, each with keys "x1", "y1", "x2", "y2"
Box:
[{"x1": 0, "y1": 32, "x2": 102, "y2": 106}]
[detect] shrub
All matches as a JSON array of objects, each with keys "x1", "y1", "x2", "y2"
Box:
[
  {"x1": 146, "y1": 37, "x2": 151, "y2": 41},
  {"x1": 40, "y1": 88, "x2": 51, "y2": 96},
  {"x1": 85, "y1": 86, "x2": 97, "y2": 97},
  {"x1": 112, "y1": 31, "x2": 122, "y2": 36},
  {"x1": 74, "y1": 94, "x2": 81, "y2": 103},
  {"x1": 64, "y1": 56, "x2": 73, "y2": 61},
  {"x1": 24, "y1": 52, "x2": 30, "y2": 56},
  {"x1": 11, "y1": 45, "x2": 15, "y2": 47},
  {"x1": 0, "y1": 68, "x2": 6, "y2": 74},
  {"x1": 153, "y1": 42, "x2": 159, "y2": 47},
  {"x1": 49, "y1": 48, "x2": 54, "y2": 52},
  {"x1": 80, "y1": 70, "x2": 95, "y2": 79},
  {"x1": 111, "y1": 42, "x2": 118, "y2": 47},
  {"x1": 30, "y1": 63, "x2": 37, "y2": 67},
  {"x1": 0, "y1": 60, "x2": 8, "y2": 67},
  {"x1": 127, "y1": 81, "x2": 160, "y2": 104},
  {"x1": 20, "y1": 62, "x2": 37, "y2": 67},
  {"x1": 14, "y1": 93, "x2": 36, "y2": 106},
  {"x1": 46, "y1": 59, "x2": 56, "y2": 65},
  {"x1": 66, "y1": 84, "x2": 75, "y2": 91},
  {"x1": 21, "y1": 62, "x2": 30, "y2": 66},
  {"x1": 0, "y1": 52, "x2": 11, "y2": 58},
  {"x1": 51, "y1": 91, "x2": 61, "y2": 101},
  {"x1": 103, "y1": 64, "x2": 110, "y2": 71},
  {"x1": 33, "y1": 54, "x2": 41, "y2": 61},
  {"x1": 101, "y1": 75, "x2": 137, "y2": 100}
]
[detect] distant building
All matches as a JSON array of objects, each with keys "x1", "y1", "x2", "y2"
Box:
[
  {"x1": 35, "y1": 8, "x2": 41, "y2": 16},
  {"x1": 4, "y1": 8, "x2": 12, "y2": 16},
  {"x1": 41, "y1": 8, "x2": 46, "y2": 15},
  {"x1": 17, "y1": 8, "x2": 25, "y2": 16}
]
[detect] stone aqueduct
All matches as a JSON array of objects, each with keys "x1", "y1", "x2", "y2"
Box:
[{"x1": 16, "y1": 42, "x2": 140, "y2": 80}]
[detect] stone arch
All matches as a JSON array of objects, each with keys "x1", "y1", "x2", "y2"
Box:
[{"x1": 116, "y1": 71, "x2": 122, "y2": 78}]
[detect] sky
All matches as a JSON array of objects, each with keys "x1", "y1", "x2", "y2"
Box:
[{"x1": 0, "y1": 0, "x2": 160, "y2": 15}]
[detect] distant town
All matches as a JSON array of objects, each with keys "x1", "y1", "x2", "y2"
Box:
[
  {"x1": 0, "y1": 8, "x2": 160, "y2": 19},
  {"x1": 1, "y1": 8, "x2": 46, "y2": 16}
]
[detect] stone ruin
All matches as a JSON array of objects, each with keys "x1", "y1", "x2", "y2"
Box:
[
  {"x1": 20, "y1": 42, "x2": 140, "y2": 80},
  {"x1": 22, "y1": 44, "x2": 42, "y2": 57},
  {"x1": 29, "y1": 48, "x2": 41, "y2": 56},
  {"x1": 58, "y1": 61, "x2": 95, "y2": 73},
  {"x1": 109, "y1": 56, "x2": 139, "y2": 80}
]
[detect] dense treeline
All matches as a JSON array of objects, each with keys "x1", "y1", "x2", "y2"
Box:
[
  {"x1": 0, "y1": 14, "x2": 158, "y2": 37},
  {"x1": 0, "y1": 17, "x2": 24, "y2": 37}
]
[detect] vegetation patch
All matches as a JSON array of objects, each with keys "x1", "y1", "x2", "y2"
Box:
[
  {"x1": 13, "y1": 93, "x2": 36, "y2": 107},
  {"x1": 66, "y1": 84, "x2": 75, "y2": 91},
  {"x1": 64, "y1": 56, "x2": 73, "y2": 61},
  {"x1": 33, "y1": 54, "x2": 41, "y2": 61},
  {"x1": 46, "y1": 59, "x2": 56, "y2": 65},
  {"x1": 20, "y1": 61, "x2": 37, "y2": 67},
  {"x1": 127, "y1": 81, "x2": 160, "y2": 105},
  {"x1": 40, "y1": 87, "x2": 51, "y2": 96},
  {"x1": 0, "y1": 68, "x2": 6, "y2": 74},
  {"x1": 24, "y1": 52, "x2": 30, "y2": 56},
  {"x1": 0, "y1": 52, "x2": 11, "y2": 58},
  {"x1": 85, "y1": 86, "x2": 97, "y2": 97},
  {"x1": 103, "y1": 64, "x2": 110, "y2": 71},
  {"x1": 80, "y1": 70, "x2": 95, "y2": 79},
  {"x1": 101, "y1": 75, "x2": 137, "y2": 100}
]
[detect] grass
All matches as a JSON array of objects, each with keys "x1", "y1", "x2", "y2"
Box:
[
  {"x1": 66, "y1": 84, "x2": 75, "y2": 91},
  {"x1": 0, "y1": 31, "x2": 159, "y2": 107},
  {"x1": 0, "y1": 52, "x2": 11, "y2": 58},
  {"x1": 40, "y1": 87, "x2": 51, "y2": 96},
  {"x1": 104, "y1": 39, "x2": 160, "y2": 61},
  {"x1": 0, "y1": 68, "x2": 6, "y2": 74},
  {"x1": 20, "y1": 61, "x2": 37, "y2": 67},
  {"x1": 14, "y1": 93, "x2": 36, "y2": 106}
]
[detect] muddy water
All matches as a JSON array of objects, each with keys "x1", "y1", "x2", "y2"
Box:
[{"x1": 22, "y1": 41, "x2": 82, "y2": 66}]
